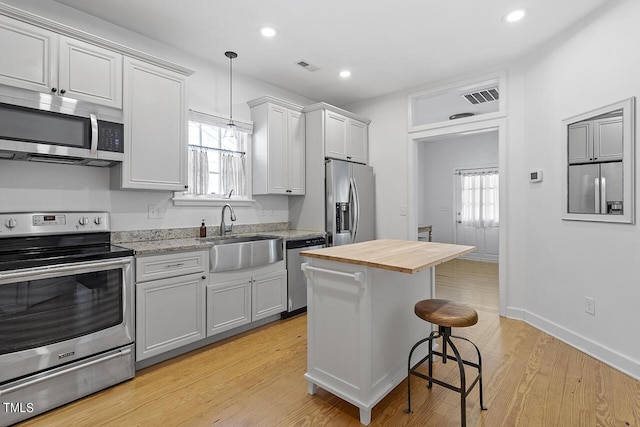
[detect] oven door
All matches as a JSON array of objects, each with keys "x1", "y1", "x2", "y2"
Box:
[{"x1": 0, "y1": 257, "x2": 133, "y2": 384}]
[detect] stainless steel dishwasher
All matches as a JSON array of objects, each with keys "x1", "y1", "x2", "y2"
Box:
[{"x1": 283, "y1": 236, "x2": 326, "y2": 318}]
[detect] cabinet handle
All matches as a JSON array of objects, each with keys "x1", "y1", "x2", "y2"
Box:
[
  {"x1": 347, "y1": 156, "x2": 352, "y2": 159},
  {"x1": 202, "y1": 276, "x2": 207, "y2": 280},
  {"x1": 51, "y1": 87, "x2": 57, "y2": 93},
  {"x1": 184, "y1": 185, "x2": 189, "y2": 189},
  {"x1": 60, "y1": 89, "x2": 66, "y2": 94},
  {"x1": 165, "y1": 263, "x2": 185, "y2": 268}
]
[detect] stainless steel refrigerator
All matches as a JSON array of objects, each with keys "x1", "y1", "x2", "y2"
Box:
[
  {"x1": 326, "y1": 159, "x2": 375, "y2": 246},
  {"x1": 568, "y1": 161, "x2": 623, "y2": 214}
]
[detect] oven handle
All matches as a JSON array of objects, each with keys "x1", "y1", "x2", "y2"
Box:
[
  {"x1": 0, "y1": 258, "x2": 132, "y2": 282},
  {"x1": 0, "y1": 347, "x2": 131, "y2": 396}
]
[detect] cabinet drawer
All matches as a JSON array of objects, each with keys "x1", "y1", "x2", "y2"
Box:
[{"x1": 136, "y1": 250, "x2": 207, "y2": 282}]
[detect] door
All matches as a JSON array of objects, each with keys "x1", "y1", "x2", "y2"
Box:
[
  {"x1": 267, "y1": 103, "x2": 288, "y2": 194},
  {"x1": 122, "y1": 57, "x2": 187, "y2": 190},
  {"x1": 136, "y1": 272, "x2": 205, "y2": 361},
  {"x1": 601, "y1": 161, "x2": 623, "y2": 213},
  {"x1": 252, "y1": 270, "x2": 286, "y2": 321},
  {"x1": 568, "y1": 163, "x2": 599, "y2": 214},
  {"x1": 206, "y1": 278, "x2": 251, "y2": 336},
  {"x1": 455, "y1": 169, "x2": 499, "y2": 262},
  {"x1": 287, "y1": 109, "x2": 305, "y2": 194},
  {"x1": 348, "y1": 119, "x2": 368, "y2": 164},
  {"x1": 351, "y1": 163, "x2": 375, "y2": 243},
  {"x1": 59, "y1": 36, "x2": 123, "y2": 109},
  {"x1": 325, "y1": 111, "x2": 348, "y2": 160},
  {"x1": 0, "y1": 16, "x2": 57, "y2": 94},
  {"x1": 326, "y1": 160, "x2": 352, "y2": 246}
]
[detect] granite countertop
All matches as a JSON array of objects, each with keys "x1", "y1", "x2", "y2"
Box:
[
  {"x1": 300, "y1": 239, "x2": 474, "y2": 274},
  {"x1": 116, "y1": 229, "x2": 326, "y2": 256}
]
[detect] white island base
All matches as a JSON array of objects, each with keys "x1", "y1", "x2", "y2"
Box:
[
  {"x1": 301, "y1": 240, "x2": 474, "y2": 425},
  {"x1": 302, "y1": 258, "x2": 433, "y2": 425}
]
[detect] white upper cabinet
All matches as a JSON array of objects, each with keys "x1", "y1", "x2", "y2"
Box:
[
  {"x1": 568, "y1": 114, "x2": 623, "y2": 164},
  {"x1": 304, "y1": 102, "x2": 370, "y2": 165},
  {"x1": 58, "y1": 36, "x2": 122, "y2": 108},
  {"x1": 0, "y1": 16, "x2": 56, "y2": 93},
  {"x1": 0, "y1": 15, "x2": 122, "y2": 108},
  {"x1": 249, "y1": 96, "x2": 305, "y2": 195},
  {"x1": 118, "y1": 57, "x2": 188, "y2": 191}
]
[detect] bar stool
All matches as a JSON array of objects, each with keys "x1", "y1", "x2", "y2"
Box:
[{"x1": 404, "y1": 299, "x2": 487, "y2": 426}]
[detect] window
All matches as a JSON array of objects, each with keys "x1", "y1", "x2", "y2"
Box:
[
  {"x1": 459, "y1": 169, "x2": 499, "y2": 227},
  {"x1": 175, "y1": 111, "x2": 253, "y2": 204}
]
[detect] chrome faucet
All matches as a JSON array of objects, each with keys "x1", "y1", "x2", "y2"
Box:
[{"x1": 220, "y1": 203, "x2": 236, "y2": 236}]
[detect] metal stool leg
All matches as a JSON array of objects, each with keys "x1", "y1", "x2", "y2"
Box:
[
  {"x1": 451, "y1": 334, "x2": 488, "y2": 411},
  {"x1": 405, "y1": 329, "x2": 440, "y2": 413},
  {"x1": 446, "y1": 335, "x2": 467, "y2": 427}
]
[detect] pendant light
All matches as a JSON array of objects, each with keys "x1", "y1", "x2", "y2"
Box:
[{"x1": 222, "y1": 51, "x2": 238, "y2": 146}]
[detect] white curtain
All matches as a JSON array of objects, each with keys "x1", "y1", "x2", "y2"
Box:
[
  {"x1": 460, "y1": 170, "x2": 499, "y2": 227},
  {"x1": 188, "y1": 147, "x2": 209, "y2": 195},
  {"x1": 222, "y1": 153, "x2": 246, "y2": 197}
]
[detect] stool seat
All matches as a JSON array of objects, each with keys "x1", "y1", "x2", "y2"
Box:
[{"x1": 414, "y1": 299, "x2": 478, "y2": 328}]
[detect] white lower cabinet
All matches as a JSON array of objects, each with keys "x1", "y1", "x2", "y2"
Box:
[
  {"x1": 252, "y1": 270, "x2": 287, "y2": 321},
  {"x1": 135, "y1": 251, "x2": 207, "y2": 361},
  {"x1": 206, "y1": 278, "x2": 251, "y2": 336},
  {"x1": 207, "y1": 262, "x2": 286, "y2": 337}
]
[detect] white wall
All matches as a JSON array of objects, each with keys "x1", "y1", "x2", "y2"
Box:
[
  {"x1": 515, "y1": 0, "x2": 640, "y2": 377},
  {"x1": 417, "y1": 131, "x2": 498, "y2": 244},
  {"x1": 348, "y1": 0, "x2": 639, "y2": 378},
  {"x1": 0, "y1": 0, "x2": 315, "y2": 231}
]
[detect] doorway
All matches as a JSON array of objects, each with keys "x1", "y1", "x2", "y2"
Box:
[{"x1": 408, "y1": 119, "x2": 507, "y2": 316}]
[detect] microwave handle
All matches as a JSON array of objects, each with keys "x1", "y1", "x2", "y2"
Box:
[{"x1": 90, "y1": 113, "x2": 98, "y2": 158}]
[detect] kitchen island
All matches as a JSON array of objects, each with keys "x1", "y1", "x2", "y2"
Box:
[{"x1": 300, "y1": 239, "x2": 474, "y2": 425}]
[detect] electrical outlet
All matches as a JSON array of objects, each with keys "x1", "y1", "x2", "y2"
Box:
[
  {"x1": 148, "y1": 204, "x2": 163, "y2": 219},
  {"x1": 584, "y1": 297, "x2": 595, "y2": 315},
  {"x1": 399, "y1": 205, "x2": 407, "y2": 216}
]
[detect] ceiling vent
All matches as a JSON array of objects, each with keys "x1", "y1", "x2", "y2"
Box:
[
  {"x1": 297, "y1": 60, "x2": 320, "y2": 72},
  {"x1": 462, "y1": 87, "x2": 499, "y2": 105}
]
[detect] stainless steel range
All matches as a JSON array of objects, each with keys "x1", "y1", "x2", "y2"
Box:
[{"x1": 0, "y1": 212, "x2": 135, "y2": 426}]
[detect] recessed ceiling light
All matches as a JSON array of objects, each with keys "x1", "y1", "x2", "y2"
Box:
[
  {"x1": 339, "y1": 70, "x2": 352, "y2": 78},
  {"x1": 259, "y1": 26, "x2": 277, "y2": 38},
  {"x1": 504, "y1": 9, "x2": 526, "y2": 23}
]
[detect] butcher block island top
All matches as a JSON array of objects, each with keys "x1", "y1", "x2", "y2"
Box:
[{"x1": 300, "y1": 239, "x2": 475, "y2": 274}]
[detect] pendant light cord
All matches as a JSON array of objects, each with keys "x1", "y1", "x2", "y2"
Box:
[{"x1": 225, "y1": 51, "x2": 237, "y2": 125}]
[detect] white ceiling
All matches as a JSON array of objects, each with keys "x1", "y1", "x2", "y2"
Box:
[{"x1": 53, "y1": 0, "x2": 611, "y2": 106}]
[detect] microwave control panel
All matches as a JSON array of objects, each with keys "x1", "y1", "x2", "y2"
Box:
[{"x1": 97, "y1": 121, "x2": 124, "y2": 153}]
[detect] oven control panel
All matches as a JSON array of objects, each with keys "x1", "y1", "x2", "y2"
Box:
[
  {"x1": 0, "y1": 212, "x2": 110, "y2": 236},
  {"x1": 33, "y1": 214, "x2": 67, "y2": 226}
]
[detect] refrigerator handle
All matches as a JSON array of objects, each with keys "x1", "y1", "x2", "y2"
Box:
[
  {"x1": 350, "y1": 177, "x2": 359, "y2": 242},
  {"x1": 601, "y1": 177, "x2": 607, "y2": 213},
  {"x1": 594, "y1": 177, "x2": 600, "y2": 213}
]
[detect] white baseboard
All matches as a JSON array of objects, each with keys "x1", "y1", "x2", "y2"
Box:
[{"x1": 503, "y1": 307, "x2": 639, "y2": 380}]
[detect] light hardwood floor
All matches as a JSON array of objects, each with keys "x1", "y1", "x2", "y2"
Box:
[{"x1": 21, "y1": 259, "x2": 640, "y2": 426}]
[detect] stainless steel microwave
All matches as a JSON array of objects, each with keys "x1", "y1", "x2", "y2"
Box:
[{"x1": 0, "y1": 102, "x2": 124, "y2": 167}]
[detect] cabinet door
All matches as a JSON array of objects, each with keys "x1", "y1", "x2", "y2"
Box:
[
  {"x1": 568, "y1": 122, "x2": 592, "y2": 164},
  {"x1": 59, "y1": 36, "x2": 123, "y2": 108},
  {"x1": 287, "y1": 109, "x2": 306, "y2": 194},
  {"x1": 122, "y1": 57, "x2": 187, "y2": 190},
  {"x1": 0, "y1": 16, "x2": 57, "y2": 94},
  {"x1": 594, "y1": 116, "x2": 623, "y2": 162},
  {"x1": 252, "y1": 270, "x2": 286, "y2": 321},
  {"x1": 325, "y1": 111, "x2": 348, "y2": 160},
  {"x1": 267, "y1": 104, "x2": 288, "y2": 194},
  {"x1": 136, "y1": 272, "x2": 206, "y2": 361},
  {"x1": 206, "y1": 278, "x2": 251, "y2": 336},
  {"x1": 348, "y1": 119, "x2": 368, "y2": 164}
]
